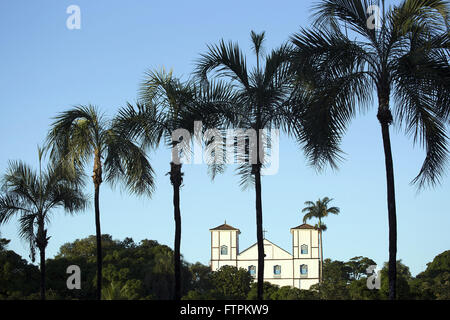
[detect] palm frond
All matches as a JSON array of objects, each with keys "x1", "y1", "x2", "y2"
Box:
[
  {"x1": 47, "y1": 105, "x2": 101, "y2": 170},
  {"x1": 250, "y1": 30, "x2": 266, "y2": 60},
  {"x1": 0, "y1": 194, "x2": 33, "y2": 224},
  {"x1": 236, "y1": 163, "x2": 254, "y2": 190},
  {"x1": 289, "y1": 26, "x2": 374, "y2": 170},
  {"x1": 312, "y1": 0, "x2": 380, "y2": 47},
  {"x1": 104, "y1": 128, "x2": 156, "y2": 197},
  {"x1": 2, "y1": 160, "x2": 40, "y2": 209},
  {"x1": 195, "y1": 39, "x2": 250, "y2": 89},
  {"x1": 114, "y1": 102, "x2": 166, "y2": 150},
  {"x1": 392, "y1": 32, "x2": 450, "y2": 188}
]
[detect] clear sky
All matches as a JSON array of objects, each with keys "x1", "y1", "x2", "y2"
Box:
[{"x1": 0, "y1": 0, "x2": 448, "y2": 277}]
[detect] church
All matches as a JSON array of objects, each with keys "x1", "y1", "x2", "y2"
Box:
[{"x1": 210, "y1": 222, "x2": 322, "y2": 290}]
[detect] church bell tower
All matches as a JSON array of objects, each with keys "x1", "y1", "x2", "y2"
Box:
[{"x1": 209, "y1": 222, "x2": 240, "y2": 271}]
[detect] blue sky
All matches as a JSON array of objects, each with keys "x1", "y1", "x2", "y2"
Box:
[{"x1": 0, "y1": 0, "x2": 448, "y2": 277}]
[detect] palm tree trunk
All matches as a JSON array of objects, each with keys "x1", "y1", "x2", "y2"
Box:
[
  {"x1": 318, "y1": 217, "x2": 323, "y2": 283},
  {"x1": 254, "y1": 166, "x2": 264, "y2": 300},
  {"x1": 94, "y1": 183, "x2": 102, "y2": 300},
  {"x1": 36, "y1": 219, "x2": 47, "y2": 300},
  {"x1": 93, "y1": 149, "x2": 103, "y2": 300},
  {"x1": 377, "y1": 106, "x2": 397, "y2": 300},
  {"x1": 170, "y1": 162, "x2": 183, "y2": 300},
  {"x1": 253, "y1": 123, "x2": 264, "y2": 301},
  {"x1": 320, "y1": 230, "x2": 323, "y2": 283},
  {"x1": 39, "y1": 246, "x2": 46, "y2": 300}
]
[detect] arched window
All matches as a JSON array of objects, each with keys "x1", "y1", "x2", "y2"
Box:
[
  {"x1": 301, "y1": 244, "x2": 308, "y2": 255},
  {"x1": 220, "y1": 245, "x2": 228, "y2": 255},
  {"x1": 300, "y1": 264, "x2": 308, "y2": 276},
  {"x1": 273, "y1": 265, "x2": 281, "y2": 275},
  {"x1": 248, "y1": 265, "x2": 256, "y2": 276}
]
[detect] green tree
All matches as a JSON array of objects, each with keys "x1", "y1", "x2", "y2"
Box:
[
  {"x1": 247, "y1": 281, "x2": 279, "y2": 300},
  {"x1": 302, "y1": 197, "x2": 340, "y2": 281},
  {"x1": 47, "y1": 235, "x2": 192, "y2": 300},
  {"x1": 348, "y1": 277, "x2": 381, "y2": 300},
  {"x1": 0, "y1": 238, "x2": 40, "y2": 299},
  {"x1": 0, "y1": 237, "x2": 10, "y2": 251},
  {"x1": 411, "y1": 250, "x2": 450, "y2": 299},
  {"x1": 290, "y1": 0, "x2": 450, "y2": 299},
  {"x1": 270, "y1": 286, "x2": 318, "y2": 300},
  {"x1": 195, "y1": 31, "x2": 292, "y2": 300},
  {"x1": 346, "y1": 256, "x2": 377, "y2": 281},
  {"x1": 210, "y1": 265, "x2": 252, "y2": 299},
  {"x1": 310, "y1": 258, "x2": 351, "y2": 299},
  {"x1": 380, "y1": 260, "x2": 412, "y2": 299},
  {"x1": 102, "y1": 280, "x2": 145, "y2": 300},
  {"x1": 0, "y1": 149, "x2": 87, "y2": 300},
  {"x1": 189, "y1": 262, "x2": 213, "y2": 295},
  {"x1": 47, "y1": 105, "x2": 155, "y2": 300}
]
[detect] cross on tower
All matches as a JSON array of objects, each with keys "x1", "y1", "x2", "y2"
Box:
[{"x1": 263, "y1": 229, "x2": 268, "y2": 239}]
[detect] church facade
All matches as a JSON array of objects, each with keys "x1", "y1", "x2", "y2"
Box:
[{"x1": 210, "y1": 222, "x2": 322, "y2": 290}]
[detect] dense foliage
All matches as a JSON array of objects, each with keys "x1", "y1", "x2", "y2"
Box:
[{"x1": 1, "y1": 235, "x2": 448, "y2": 300}]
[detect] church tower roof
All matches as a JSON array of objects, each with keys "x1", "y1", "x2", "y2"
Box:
[
  {"x1": 290, "y1": 223, "x2": 315, "y2": 230},
  {"x1": 210, "y1": 222, "x2": 241, "y2": 233}
]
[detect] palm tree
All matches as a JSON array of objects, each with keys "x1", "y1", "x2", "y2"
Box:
[
  {"x1": 114, "y1": 69, "x2": 233, "y2": 300},
  {"x1": 301, "y1": 197, "x2": 340, "y2": 282},
  {"x1": 47, "y1": 105, "x2": 155, "y2": 300},
  {"x1": 195, "y1": 31, "x2": 293, "y2": 300},
  {"x1": 289, "y1": 0, "x2": 450, "y2": 299},
  {"x1": 0, "y1": 148, "x2": 87, "y2": 300}
]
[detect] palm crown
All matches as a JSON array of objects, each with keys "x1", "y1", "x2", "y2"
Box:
[
  {"x1": 290, "y1": 0, "x2": 449, "y2": 186},
  {"x1": 0, "y1": 148, "x2": 87, "y2": 299},
  {"x1": 47, "y1": 105, "x2": 155, "y2": 196},
  {"x1": 195, "y1": 31, "x2": 293, "y2": 187},
  {"x1": 0, "y1": 149, "x2": 86, "y2": 261},
  {"x1": 302, "y1": 197, "x2": 340, "y2": 231}
]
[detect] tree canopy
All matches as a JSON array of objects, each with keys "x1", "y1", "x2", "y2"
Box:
[{"x1": 1, "y1": 235, "x2": 448, "y2": 300}]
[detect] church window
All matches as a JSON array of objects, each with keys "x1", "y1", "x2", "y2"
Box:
[
  {"x1": 274, "y1": 265, "x2": 281, "y2": 275},
  {"x1": 301, "y1": 244, "x2": 308, "y2": 254},
  {"x1": 300, "y1": 264, "x2": 308, "y2": 276},
  {"x1": 248, "y1": 265, "x2": 256, "y2": 276},
  {"x1": 220, "y1": 245, "x2": 228, "y2": 255}
]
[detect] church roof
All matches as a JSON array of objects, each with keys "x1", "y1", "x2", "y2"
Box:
[
  {"x1": 210, "y1": 223, "x2": 241, "y2": 233},
  {"x1": 238, "y1": 238, "x2": 292, "y2": 257},
  {"x1": 290, "y1": 223, "x2": 316, "y2": 230}
]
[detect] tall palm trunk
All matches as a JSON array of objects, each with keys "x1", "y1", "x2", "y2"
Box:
[
  {"x1": 254, "y1": 166, "x2": 264, "y2": 300},
  {"x1": 36, "y1": 218, "x2": 47, "y2": 300},
  {"x1": 319, "y1": 230, "x2": 323, "y2": 282},
  {"x1": 170, "y1": 162, "x2": 183, "y2": 300},
  {"x1": 93, "y1": 149, "x2": 103, "y2": 300},
  {"x1": 39, "y1": 247, "x2": 46, "y2": 300},
  {"x1": 317, "y1": 217, "x2": 324, "y2": 283},
  {"x1": 377, "y1": 102, "x2": 397, "y2": 300},
  {"x1": 39, "y1": 248, "x2": 45, "y2": 300},
  {"x1": 254, "y1": 125, "x2": 264, "y2": 300}
]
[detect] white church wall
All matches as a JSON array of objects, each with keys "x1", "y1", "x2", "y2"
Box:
[
  {"x1": 210, "y1": 223, "x2": 321, "y2": 291},
  {"x1": 219, "y1": 231, "x2": 232, "y2": 260},
  {"x1": 298, "y1": 279, "x2": 319, "y2": 290},
  {"x1": 211, "y1": 231, "x2": 219, "y2": 260},
  {"x1": 237, "y1": 243, "x2": 257, "y2": 260}
]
